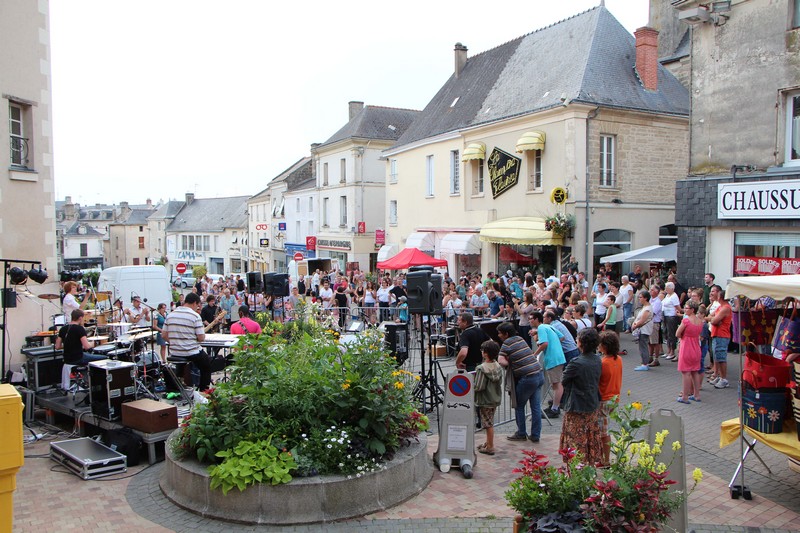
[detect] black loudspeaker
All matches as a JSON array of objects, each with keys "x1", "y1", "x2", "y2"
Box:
[
  {"x1": 246, "y1": 271, "x2": 262, "y2": 292},
  {"x1": 270, "y1": 273, "x2": 290, "y2": 297},
  {"x1": 406, "y1": 270, "x2": 430, "y2": 313},
  {"x1": 429, "y1": 273, "x2": 443, "y2": 315},
  {"x1": 262, "y1": 273, "x2": 275, "y2": 295},
  {"x1": 384, "y1": 322, "x2": 408, "y2": 366}
]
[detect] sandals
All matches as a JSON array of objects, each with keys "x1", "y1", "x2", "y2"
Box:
[
  {"x1": 478, "y1": 446, "x2": 495, "y2": 455},
  {"x1": 688, "y1": 395, "x2": 701, "y2": 402},
  {"x1": 676, "y1": 397, "x2": 691, "y2": 404}
]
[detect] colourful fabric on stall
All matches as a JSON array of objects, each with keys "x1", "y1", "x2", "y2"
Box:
[{"x1": 719, "y1": 417, "x2": 800, "y2": 461}]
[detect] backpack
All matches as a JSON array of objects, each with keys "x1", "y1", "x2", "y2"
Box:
[{"x1": 559, "y1": 318, "x2": 578, "y2": 341}]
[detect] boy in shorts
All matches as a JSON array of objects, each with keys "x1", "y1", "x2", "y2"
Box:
[{"x1": 475, "y1": 340, "x2": 504, "y2": 455}]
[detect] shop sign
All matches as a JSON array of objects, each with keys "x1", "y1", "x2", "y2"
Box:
[
  {"x1": 550, "y1": 187, "x2": 568, "y2": 205},
  {"x1": 306, "y1": 236, "x2": 316, "y2": 250},
  {"x1": 317, "y1": 238, "x2": 352, "y2": 251},
  {"x1": 375, "y1": 229, "x2": 386, "y2": 245},
  {"x1": 255, "y1": 223, "x2": 269, "y2": 230},
  {"x1": 734, "y1": 256, "x2": 800, "y2": 276},
  {"x1": 358, "y1": 221, "x2": 366, "y2": 234},
  {"x1": 278, "y1": 222, "x2": 287, "y2": 231},
  {"x1": 488, "y1": 148, "x2": 521, "y2": 199},
  {"x1": 718, "y1": 179, "x2": 800, "y2": 219},
  {"x1": 259, "y1": 238, "x2": 269, "y2": 247}
]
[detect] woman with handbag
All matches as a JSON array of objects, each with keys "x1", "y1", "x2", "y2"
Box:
[{"x1": 631, "y1": 291, "x2": 654, "y2": 371}]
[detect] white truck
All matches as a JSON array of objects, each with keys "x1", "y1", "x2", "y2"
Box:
[{"x1": 96, "y1": 265, "x2": 173, "y2": 309}]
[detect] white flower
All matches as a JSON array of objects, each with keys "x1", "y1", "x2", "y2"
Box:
[
  {"x1": 338, "y1": 462, "x2": 344, "y2": 467},
  {"x1": 327, "y1": 444, "x2": 332, "y2": 449},
  {"x1": 356, "y1": 473, "x2": 362, "y2": 478},
  {"x1": 326, "y1": 429, "x2": 331, "y2": 433},
  {"x1": 301, "y1": 433, "x2": 306, "y2": 438},
  {"x1": 768, "y1": 410, "x2": 781, "y2": 422},
  {"x1": 357, "y1": 466, "x2": 363, "y2": 471}
]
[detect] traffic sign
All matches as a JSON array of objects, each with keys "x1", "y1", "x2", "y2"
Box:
[
  {"x1": 293, "y1": 252, "x2": 304, "y2": 261},
  {"x1": 448, "y1": 375, "x2": 471, "y2": 397},
  {"x1": 175, "y1": 263, "x2": 187, "y2": 275}
]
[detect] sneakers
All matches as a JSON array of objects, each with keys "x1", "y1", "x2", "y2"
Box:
[
  {"x1": 506, "y1": 433, "x2": 528, "y2": 441},
  {"x1": 714, "y1": 378, "x2": 730, "y2": 389},
  {"x1": 634, "y1": 365, "x2": 650, "y2": 371},
  {"x1": 708, "y1": 376, "x2": 720, "y2": 385},
  {"x1": 543, "y1": 408, "x2": 560, "y2": 418}
]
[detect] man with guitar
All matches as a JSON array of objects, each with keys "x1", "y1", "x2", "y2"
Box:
[
  {"x1": 200, "y1": 295, "x2": 225, "y2": 333},
  {"x1": 162, "y1": 293, "x2": 212, "y2": 392},
  {"x1": 125, "y1": 296, "x2": 151, "y2": 328}
]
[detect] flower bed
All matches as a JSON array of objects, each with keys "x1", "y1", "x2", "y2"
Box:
[{"x1": 161, "y1": 310, "x2": 432, "y2": 522}]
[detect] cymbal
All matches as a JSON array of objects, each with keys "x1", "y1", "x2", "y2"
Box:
[
  {"x1": 131, "y1": 331, "x2": 156, "y2": 340},
  {"x1": 107, "y1": 322, "x2": 130, "y2": 326},
  {"x1": 38, "y1": 293, "x2": 60, "y2": 300}
]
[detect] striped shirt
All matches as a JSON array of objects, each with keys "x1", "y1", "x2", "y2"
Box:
[
  {"x1": 163, "y1": 306, "x2": 204, "y2": 357},
  {"x1": 500, "y1": 335, "x2": 541, "y2": 379}
]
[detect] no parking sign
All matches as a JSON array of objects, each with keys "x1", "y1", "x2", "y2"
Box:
[{"x1": 433, "y1": 370, "x2": 476, "y2": 478}]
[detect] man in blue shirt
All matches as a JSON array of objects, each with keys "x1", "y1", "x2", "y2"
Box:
[
  {"x1": 487, "y1": 290, "x2": 504, "y2": 318},
  {"x1": 530, "y1": 311, "x2": 566, "y2": 418}
]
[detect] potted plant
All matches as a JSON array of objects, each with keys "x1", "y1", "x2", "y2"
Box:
[
  {"x1": 506, "y1": 399, "x2": 702, "y2": 532},
  {"x1": 544, "y1": 213, "x2": 576, "y2": 238}
]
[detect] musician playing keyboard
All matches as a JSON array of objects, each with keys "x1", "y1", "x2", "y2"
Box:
[{"x1": 125, "y1": 296, "x2": 151, "y2": 328}]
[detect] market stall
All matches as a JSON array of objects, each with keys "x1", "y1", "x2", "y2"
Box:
[{"x1": 721, "y1": 274, "x2": 800, "y2": 499}]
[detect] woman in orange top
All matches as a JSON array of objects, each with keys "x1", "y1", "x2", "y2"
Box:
[{"x1": 598, "y1": 330, "x2": 623, "y2": 466}]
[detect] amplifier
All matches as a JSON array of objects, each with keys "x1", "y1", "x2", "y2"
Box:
[
  {"x1": 383, "y1": 322, "x2": 409, "y2": 366},
  {"x1": 15, "y1": 386, "x2": 35, "y2": 423},
  {"x1": 89, "y1": 360, "x2": 136, "y2": 420},
  {"x1": 23, "y1": 348, "x2": 64, "y2": 392}
]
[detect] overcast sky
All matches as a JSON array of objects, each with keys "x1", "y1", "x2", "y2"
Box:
[{"x1": 49, "y1": 1, "x2": 649, "y2": 206}]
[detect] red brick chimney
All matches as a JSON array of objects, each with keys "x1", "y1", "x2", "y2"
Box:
[{"x1": 634, "y1": 27, "x2": 659, "y2": 91}]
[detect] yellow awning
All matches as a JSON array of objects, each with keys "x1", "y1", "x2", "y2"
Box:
[
  {"x1": 461, "y1": 142, "x2": 486, "y2": 161},
  {"x1": 515, "y1": 131, "x2": 546, "y2": 153},
  {"x1": 479, "y1": 217, "x2": 562, "y2": 246}
]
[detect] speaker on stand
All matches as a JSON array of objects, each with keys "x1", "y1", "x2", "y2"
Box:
[{"x1": 406, "y1": 266, "x2": 445, "y2": 415}]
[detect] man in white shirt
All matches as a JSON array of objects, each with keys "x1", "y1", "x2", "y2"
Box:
[
  {"x1": 318, "y1": 279, "x2": 334, "y2": 311},
  {"x1": 125, "y1": 296, "x2": 151, "y2": 328},
  {"x1": 619, "y1": 276, "x2": 635, "y2": 332},
  {"x1": 470, "y1": 285, "x2": 490, "y2": 315}
]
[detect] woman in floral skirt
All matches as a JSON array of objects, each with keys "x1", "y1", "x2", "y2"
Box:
[{"x1": 559, "y1": 327, "x2": 603, "y2": 465}]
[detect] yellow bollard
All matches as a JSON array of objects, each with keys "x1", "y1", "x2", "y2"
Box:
[{"x1": 0, "y1": 384, "x2": 24, "y2": 533}]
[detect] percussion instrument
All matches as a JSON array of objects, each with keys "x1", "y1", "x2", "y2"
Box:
[
  {"x1": 107, "y1": 322, "x2": 131, "y2": 326},
  {"x1": 33, "y1": 331, "x2": 57, "y2": 337},
  {"x1": 38, "y1": 293, "x2": 60, "y2": 300},
  {"x1": 87, "y1": 336, "x2": 109, "y2": 345},
  {"x1": 94, "y1": 291, "x2": 112, "y2": 302},
  {"x1": 91, "y1": 344, "x2": 118, "y2": 356},
  {"x1": 131, "y1": 331, "x2": 156, "y2": 341}
]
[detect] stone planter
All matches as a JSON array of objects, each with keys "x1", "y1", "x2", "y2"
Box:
[{"x1": 160, "y1": 431, "x2": 433, "y2": 525}]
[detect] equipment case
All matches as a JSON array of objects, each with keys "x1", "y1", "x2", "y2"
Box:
[
  {"x1": 22, "y1": 346, "x2": 64, "y2": 392},
  {"x1": 50, "y1": 437, "x2": 127, "y2": 479},
  {"x1": 89, "y1": 360, "x2": 136, "y2": 420},
  {"x1": 121, "y1": 399, "x2": 178, "y2": 433}
]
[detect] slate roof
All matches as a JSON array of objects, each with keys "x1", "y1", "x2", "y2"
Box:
[
  {"x1": 64, "y1": 222, "x2": 104, "y2": 237},
  {"x1": 317, "y1": 106, "x2": 419, "y2": 149},
  {"x1": 167, "y1": 196, "x2": 249, "y2": 233},
  {"x1": 112, "y1": 208, "x2": 153, "y2": 226},
  {"x1": 392, "y1": 6, "x2": 690, "y2": 150},
  {"x1": 661, "y1": 28, "x2": 690, "y2": 63},
  {"x1": 148, "y1": 200, "x2": 185, "y2": 220},
  {"x1": 251, "y1": 157, "x2": 313, "y2": 200}
]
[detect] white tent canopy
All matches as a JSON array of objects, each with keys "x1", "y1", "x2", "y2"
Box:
[
  {"x1": 725, "y1": 274, "x2": 800, "y2": 300},
  {"x1": 624, "y1": 243, "x2": 677, "y2": 263},
  {"x1": 600, "y1": 244, "x2": 662, "y2": 264},
  {"x1": 376, "y1": 244, "x2": 397, "y2": 262}
]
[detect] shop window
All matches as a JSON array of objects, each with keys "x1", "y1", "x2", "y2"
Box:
[
  {"x1": 659, "y1": 224, "x2": 677, "y2": 245},
  {"x1": 450, "y1": 150, "x2": 460, "y2": 195},
  {"x1": 593, "y1": 228, "x2": 631, "y2": 278},
  {"x1": 527, "y1": 150, "x2": 543, "y2": 191},
  {"x1": 785, "y1": 91, "x2": 800, "y2": 165},
  {"x1": 600, "y1": 135, "x2": 616, "y2": 187},
  {"x1": 426, "y1": 155, "x2": 435, "y2": 197},
  {"x1": 497, "y1": 244, "x2": 556, "y2": 277},
  {"x1": 735, "y1": 232, "x2": 800, "y2": 259}
]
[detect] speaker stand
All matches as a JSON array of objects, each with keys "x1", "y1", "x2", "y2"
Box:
[{"x1": 412, "y1": 314, "x2": 444, "y2": 416}]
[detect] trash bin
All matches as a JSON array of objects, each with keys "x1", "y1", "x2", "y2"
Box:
[{"x1": 0, "y1": 384, "x2": 24, "y2": 532}]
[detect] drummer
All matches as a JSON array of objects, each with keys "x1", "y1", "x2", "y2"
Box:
[
  {"x1": 125, "y1": 296, "x2": 151, "y2": 328},
  {"x1": 62, "y1": 281, "x2": 93, "y2": 324}
]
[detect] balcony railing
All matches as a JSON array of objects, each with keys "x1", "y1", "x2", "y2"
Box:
[{"x1": 10, "y1": 136, "x2": 29, "y2": 168}]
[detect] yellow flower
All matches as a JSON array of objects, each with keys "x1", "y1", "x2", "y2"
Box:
[
  {"x1": 341, "y1": 382, "x2": 350, "y2": 390},
  {"x1": 656, "y1": 462, "x2": 667, "y2": 474},
  {"x1": 627, "y1": 389, "x2": 631, "y2": 397},
  {"x1": 392, "y1": 371, "x2": 401, "y2": 377},
  {"x1": 747, "y1": 407, "x2": 757, "y2": 419},
  {"x1": 654, "y1": 429, "x2": 669, "y2": 447},
  {"x1": 631, "y1": 401, "x2": 643, "y2": 411},
  {"x1": 414, "y1": 375, "x2": 420, "y2": 381},
  {"x1": 394, "y1": 381, "x2": 404, "y2": 389},
  {"x1": 692, "y1": 468, "x2": 703, "y2": 483},
  {"x1": 672, "y1": 440, "x2": 682, "y2": 451}
]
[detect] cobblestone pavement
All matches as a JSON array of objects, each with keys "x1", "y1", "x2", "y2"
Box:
[{"x1": 12, "y1": 331, "x2": 800, "y2": 532}]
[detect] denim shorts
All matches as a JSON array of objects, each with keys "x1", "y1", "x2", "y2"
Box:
[{"x1": 712, "y1": 337, "x2": 729, "y2": 363}]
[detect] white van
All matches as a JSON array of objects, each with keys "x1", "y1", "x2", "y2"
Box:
[{"x1": 97, "y1": 265, "x2": 172, "y2": 310}]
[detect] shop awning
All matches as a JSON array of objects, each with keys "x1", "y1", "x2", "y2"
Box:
[
  {"x1": 479, "y1": 217, "x2": 562, "y2": 246},
  {"x1": 515, "y1": 131, "x2": 546, "y2": 153},
  {"x1": 405, "y1": 232, "x2": 435, "y2": 251},
  {"x1": 377, "y1": 244, "x2": 398, "y2": 262},
  {"x1": 439, "y1": 233, "x2": 481, "y2": 255},
  {"x1": 600, "y1": 244, "x2": 662, "y2": 264},
  {"x1": 499, "y1": 246, "x2": 537, "y2": 265},
  {"x1": 725, "y1": 274, "x2": 800, "y2": 300},
  {"x1": 461, "y1": 142, "x2": 486, "y2": 161}
]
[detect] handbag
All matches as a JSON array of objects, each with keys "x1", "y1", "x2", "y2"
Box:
[
  {"x1": 773, "y1": 300, "x2": 800, "y2": 352},
  {"x1": 733, "y1": 300, "x2": 777, "y2": 346},
  {"x1": 742, "y1": 343, "x2": 792, "y2": 389}
]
